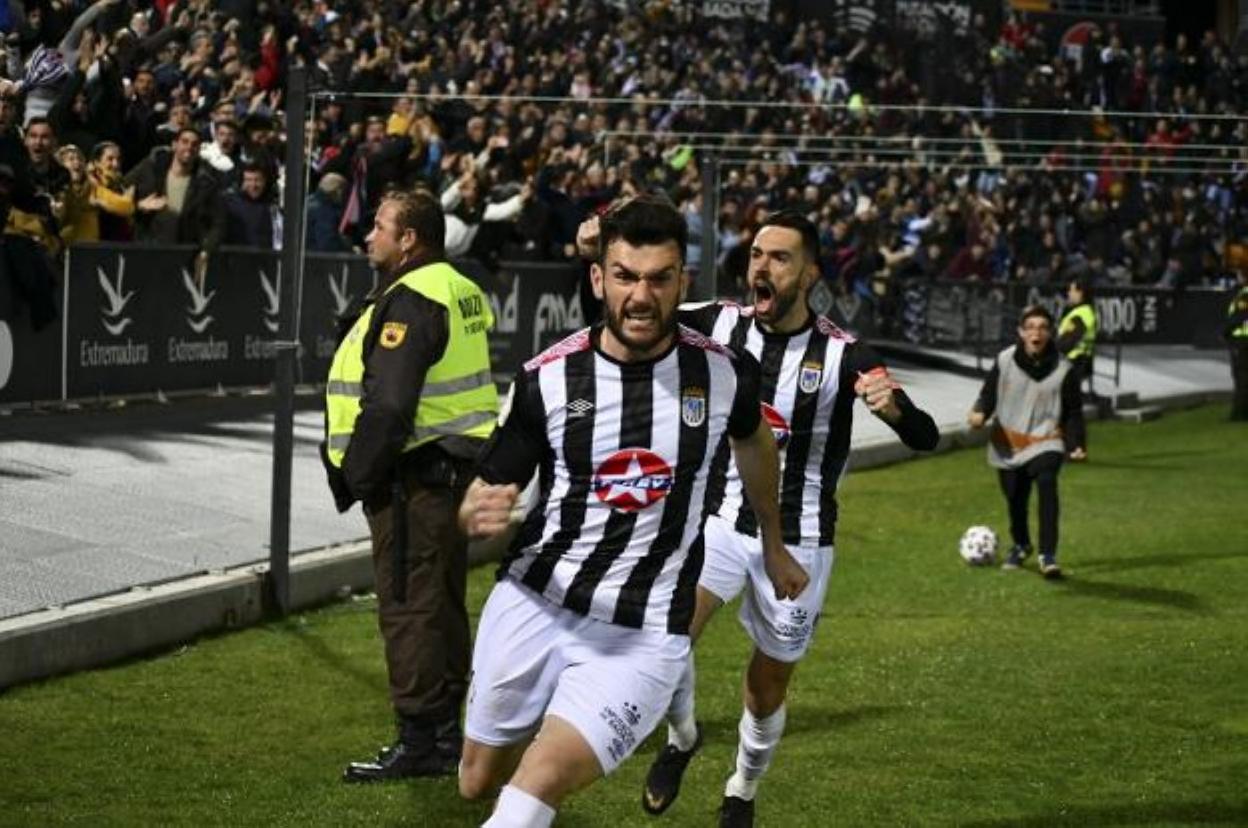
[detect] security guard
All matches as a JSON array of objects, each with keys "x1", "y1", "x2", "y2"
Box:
[
  {"x1": 321, "y1": 189, "x2": 497, "y2": 782},
  {"x1": 1226, "y1": 268, "x2": 1248, "y2": 421},
  {"x1": 1057, "y1": 276, "x2": 1096, "y2": 460}
]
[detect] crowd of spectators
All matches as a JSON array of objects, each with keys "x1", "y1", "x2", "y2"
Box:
[{"x1": 1, "y1": 0, "x2": 1246, "y2": 333}]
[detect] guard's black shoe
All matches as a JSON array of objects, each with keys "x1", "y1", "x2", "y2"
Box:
[
  {"x1": 433, "y1": 719, "x2": 463, "y2": 763},
  {"x1": 718, "y1": 795, "x2": 755, "y2": 827},
  {"x1": 641, "y1": 723, "x2": 704, "y2": 815},
  {"x1": 1039, "y1": 556, "x2": 1064, "y2": 580},
  {"x1": 342, "y1": 741, "x2": 458, "y2": 783}
]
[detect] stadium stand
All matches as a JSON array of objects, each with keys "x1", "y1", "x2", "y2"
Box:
[{"x1": 0, "y1": 1, "x2": 1244, "y2": 341}]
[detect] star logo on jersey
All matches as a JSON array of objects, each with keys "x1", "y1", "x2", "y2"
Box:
[
  {"x1": 680, "y1": 387, "x2": 706, "y2": 428},
  {"x1": 761, "y1": 403, "x2": 791, "y2": 449},
  {"x1": 593, "y1": 448, "x2": 674, "y2": 512},
  {"x1": 799, "y1": 361, "x2": 823, "y2": 394}
]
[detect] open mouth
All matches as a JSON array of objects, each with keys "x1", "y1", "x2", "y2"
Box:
[
  {"x1": 622, "y1": 308, "x2": 658, "y2": 330},
  {"x1": 753, "y1": 282, "x2": 775, "y2": 316}
]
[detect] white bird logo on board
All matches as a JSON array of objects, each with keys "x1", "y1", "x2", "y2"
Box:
[
  {"x1": 328, "y1": 265, "x2": 352, "y2": 317},
  {"x1": 259, "y1": 267, "x2": 280, "y2": 333},
  {"x1": 98, "y1": 256, "x2": 135, "y2": 336},
  {"x1": 182, "y1": 267, "x2": 215, "y2": 333}
]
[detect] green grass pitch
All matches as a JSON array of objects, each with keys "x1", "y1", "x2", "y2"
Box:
[{"x1": 1, "y1": 404, "x2": 1245, "y2": 826}]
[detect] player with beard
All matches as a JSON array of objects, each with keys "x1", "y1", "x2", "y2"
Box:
[
  {"x1": 580, "y1": 208, "x2": 939, "y2": 826},
  {"x1": 455, "y1": 196, "x2": 809, "y2": 828}
]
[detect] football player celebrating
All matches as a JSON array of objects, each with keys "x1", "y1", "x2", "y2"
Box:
[
  {"x1": 582, "y1": 208, "x2": 939, "y2": 826},
  {"x1": 456, "y1": 196, "x2": 808, "y2": 828}
]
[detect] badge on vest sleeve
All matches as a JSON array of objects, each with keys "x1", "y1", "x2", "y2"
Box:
[
  {"x1": 379, "y1": 322, "x2": 408, "y2": 349},
  {"x1": 681, "y1": 387, "x2": 706, "y2": 428}
]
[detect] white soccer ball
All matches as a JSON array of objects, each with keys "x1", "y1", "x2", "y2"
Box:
[{"x1": 959, "y1": 525, "x2": 998, "y2": 566}]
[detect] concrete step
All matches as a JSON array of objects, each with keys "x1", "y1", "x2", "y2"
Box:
[
  {"x1": 1114, "y1": 405, "x2": 1163, "y2": 423},
  {"x1": 1110, "y1": 390, "x2": 1140, "y2": 409}
]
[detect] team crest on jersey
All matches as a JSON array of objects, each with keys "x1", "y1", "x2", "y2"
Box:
[
  {"x1": 799, "y1": 361, "x2": 823, "y2": 393},
  {"x1": 379, "y1": 321, "x2": 407, "y2": 349},
  {"x1": 761, "y1": 402, "x2": 791, "y2": 449},
  {"x1": 593, "y1": 448, "x2": 674, "y2": 512},
  {"x1": 680, "y1": 387, "x2": 706, "y2": 427}
]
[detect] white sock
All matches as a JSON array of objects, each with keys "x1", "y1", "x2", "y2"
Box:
[
  {"x1": 666, "y1": 655, "x2": 698, "y2": 751},
  {"x1": 724, "y1": 705, "x2": 787, "y2": 801},
  {"x1": 481, "y1": 785, "x2": 555, "y2": 828}
]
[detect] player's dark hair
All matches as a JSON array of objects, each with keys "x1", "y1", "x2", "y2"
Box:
[
  {"x1": 760, "y1": 209, "x2": 820, "y2": 263},
  {"x1": 1019, "y1": 304, "x2": 1054, "y2": 327},
  {"x1": 598, "y1": 194, "x2": 687, "y2": 265}
]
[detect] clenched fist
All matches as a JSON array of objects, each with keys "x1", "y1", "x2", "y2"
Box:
[
  {"x1": 459, "y1": 479, "x2": 520, "y2": 539},
  {"x1": 854, "y1": 367, "x2": 902, "y2": 422},
  {"x1": 763, "y1": 544, "x2": 809, "y2": 601}
]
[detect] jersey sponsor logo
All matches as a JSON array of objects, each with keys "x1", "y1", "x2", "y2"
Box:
[
  {"x1": 566, "y1": 398, "x2": 595, "y2": 418},
  {"x1": 681, "y1": 387, "x2": 706, "y2": 427},
  {"x1": 593, "y1": 448, "x2": 674, "y2": 512},
  {"x1": 379, "y1": 321, "x2": 407, "y2": 349},
  {"x1": 761, "y1": 402, "x2": 791, "y2": 448},
  {"x1": 799, "y1": 361, "x2": 823, "y2": 393}
]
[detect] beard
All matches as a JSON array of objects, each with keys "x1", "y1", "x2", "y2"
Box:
[
  {"x1": 603, "y1": 296, "x2": 678, "y2": 357},
  {"x1": 751, "y1": 276, "x2": 802, "y2": 326}
]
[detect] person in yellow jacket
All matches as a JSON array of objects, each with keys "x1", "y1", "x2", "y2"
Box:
[
  {"x1": 1225, "y1": 268, "x2": 1248, "y2": 421},
  {"x1": 1057, "y1": 277, "x2": 1096, "y2": 460},
  {"x1": 321, "y1": 188, "x2": 497, "y2": 783},
  {"x1": 88, "y1": 142, "x2": 141, "y2": 242}
]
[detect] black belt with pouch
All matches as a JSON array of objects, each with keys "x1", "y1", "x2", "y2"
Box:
[{"x1": 400, "y1": 444, "x2": 475, "y2": 490}]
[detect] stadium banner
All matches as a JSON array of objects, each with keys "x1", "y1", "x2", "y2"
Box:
[
  {"x1": 52, "y1": 246, "x2": 583, "y2": 402},
  {"x1": 481, "y1": 261, "x2": 584, "y2": 380},
  {"x1": 1019, "y1": 284, "x2": 1230, "y2": 348},
  {"x1": 296, "y1": 252, "x2": 376, "y2": 385},
  {"x1": 0, "y1": 267, "x2": 62, "y2": 406},
  {"x1": 797, "y1": 0, "x2": 994, "y2": 35},
  {"x1": 64, "y1": 245, "x2": 278, "y2": 398},
  {"x1": 916, "y1": 281, "x2": 1231, "y2": 347},
  {"x1": 701, "y1": 0, "x2": 770, "y2": 21}
]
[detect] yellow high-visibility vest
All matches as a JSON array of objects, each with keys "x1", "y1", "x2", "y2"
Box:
[
  {"x1": 1059, "y1": 303, "x2": 1097, "y2": 359},
  {"x1": 324, "y1": 262, "x2": 497, "y2": 467},
  {"x1": 1230, "y1": 287, "x2": 1248, "y2": 340}
]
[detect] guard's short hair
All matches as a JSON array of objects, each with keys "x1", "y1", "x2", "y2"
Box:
[
  {"x1": 382, "y1": 189, "x2": 445, "y2": 257},
  {"x1": 760, "y1": 209, "x2": 820, "y2": 263},
  {"x1": 1019, "y1": 304, "x2": 1054, "y2": 327},
  {"x1": 1069, "y1": 275, "x2": 1093, "y2": 300},
  {"x1": 597, "y1": 194, "x2": 686, "y2": 265}
]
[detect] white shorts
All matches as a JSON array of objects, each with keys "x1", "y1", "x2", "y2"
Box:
[
  {"x1": 464, "y1": 577, "x2": 690, "y2": 774},
  {"x1": 698, "y1": 515, "x2": 834, "y2": 662}
]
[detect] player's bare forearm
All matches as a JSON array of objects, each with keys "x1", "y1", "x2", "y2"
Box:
[
  {"x1": 731, "y1": 422, "x2": 808, "y2": 599},
  {"x1": 731, "y1": 421, "x2": 782, "y2": 540}
]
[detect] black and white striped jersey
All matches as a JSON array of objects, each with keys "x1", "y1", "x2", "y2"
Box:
[
  {"x1": 477, "y1": 324, "x2": 762, "y2": 635},
  {"x1": 682, "y1": 301, "x2": 937, "y2": 548}
]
